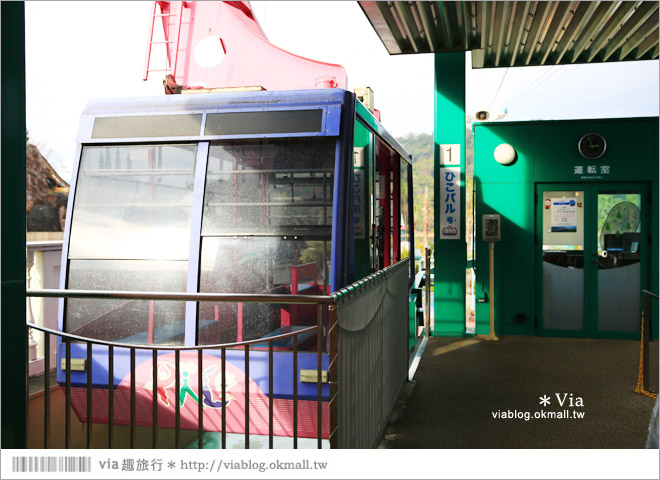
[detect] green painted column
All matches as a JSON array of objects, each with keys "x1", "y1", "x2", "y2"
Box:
[
  {"x1": 1, "y1": 1, "x2": 27, "y2": 448},
  {"x1": 433, "y1": 52, "x2": 466, "y2": 337}
]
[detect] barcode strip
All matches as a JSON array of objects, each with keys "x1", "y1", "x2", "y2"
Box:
[{"x1": 12, "y1": 456, "x2": 91, "y2": 473}]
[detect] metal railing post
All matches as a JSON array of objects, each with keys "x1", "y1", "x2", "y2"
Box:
[
  {"x1": 130, "y1": 347, "x2": 136, "y2": 449},
  {"x1": 268, "y1": 340, "x2": 274, "y2": 449},
  {"x1": 244, "y1": 344, "x2": 250, "y2": 449},
  {"x1": 425, "y1": 247, "x2": 431, "y2": 337},
  {"x1": 25, "y1": 327, "x2": 29, "y2": 448},
  {"x1": 639, "y1": 290, "x2": 658, "y2": 397},
  {"x1": 643, "y1": 291, "x2": 651, "y2": 391},
  {"x1": 65, "y1": 339, "x2": 71, "y2": 449},
  {"x1": 221, "y1": 346, "x2": 227, "y2": 449},
  {"x1": 108, "y1": 345, "x2": 114, "y2": 448},
  {"x1": 328, "y1": 304, "x2": 339, "y2": 449},
  {"x1": 197, "y1": 349, "x2": 204, "y2": 449},
  {"x1": 44, "y1": 331, "x2": 50, "y2": 449},
  {"x1": 175, "y1": 349, "x2": 180, "y2": 449},
  {"x1": 292, "y1": 336, "x2": 298, "y2": 449},
  {"x1": 86, "y1": 342, "x2": 93, "y2": 448},
  {"x1": 152, "y1": 349, "x2": 158, "y2": 449},
  {"x1": 317, "y1": 304, "x2": 323, "y2": 449}
]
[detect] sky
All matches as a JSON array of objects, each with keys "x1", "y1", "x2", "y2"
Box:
[{"x1": 25, "y1": 1, "x2": 659, "y2": 182}]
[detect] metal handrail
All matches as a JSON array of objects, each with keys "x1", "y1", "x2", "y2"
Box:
[
  {"x1": 27, "y1": 288, "x2": 334, "y2": 305},
  {"x1": 332, "y1": 259, "x2": 410, "y2": 302},
  {"x1": 27, "y1": 322, "x2": 318, "y2": 351},
  {"x1": 25, "y1": 259, "x2": 408, "y2": 302}
]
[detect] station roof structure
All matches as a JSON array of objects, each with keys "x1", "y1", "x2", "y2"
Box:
[{"x1": 358, "y1": 1, "x2": 659, "y2": 68}]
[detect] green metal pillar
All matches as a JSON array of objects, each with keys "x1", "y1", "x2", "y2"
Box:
[
  {"x1": 1, "y1": 1, "x2": 27, "y2": 448},
  {"x1": 433, "y1": 52, "x2": 466, "y2": 337}
]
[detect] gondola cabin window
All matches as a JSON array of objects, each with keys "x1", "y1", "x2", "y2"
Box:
[
  {"x1": 198, "y1": 138, "x2": 334, "y2": 345},
  {"x1": 65, "y1": 144, "x2": 196, "y2": 345}
]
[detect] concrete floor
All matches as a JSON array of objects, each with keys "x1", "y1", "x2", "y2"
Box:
[{"x1": 380, "y1": 336, "x2": 659, "y2": 449}]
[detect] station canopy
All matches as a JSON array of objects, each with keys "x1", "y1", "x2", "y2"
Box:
[{"x1": 358, "y1": 1, "x2": 659, "y2": 68}]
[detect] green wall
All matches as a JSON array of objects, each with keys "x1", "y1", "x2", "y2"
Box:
[
  {"x1": 474, "y1": 124, "x2": 536, "y2": 335},
  {"x1": 474, "y1": 117, "x2": 659, "y2": 339},
  {"x1": 534, "y1": 120, "x2": 652, "y2": 182}
]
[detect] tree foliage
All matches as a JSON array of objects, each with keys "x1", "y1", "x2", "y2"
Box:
[{"x1": 397, "y1": 133, "x2": 434, "y2": 251}]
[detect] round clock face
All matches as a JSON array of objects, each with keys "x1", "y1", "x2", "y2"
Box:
[{"x1": 578, "y1": 133, "x2": 606, "y2": 159}]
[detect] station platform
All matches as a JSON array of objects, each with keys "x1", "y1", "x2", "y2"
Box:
[{"x1": 380, "y1": 336, "x2": 658, "y2": 449}]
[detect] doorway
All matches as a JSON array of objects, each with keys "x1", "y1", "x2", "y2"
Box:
[{"x1": 536, "y1": 183, "x2": 649, "y2": 339}]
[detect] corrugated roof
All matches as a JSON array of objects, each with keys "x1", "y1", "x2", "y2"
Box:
[{"x1": 358, "y1": 1, "x2": 659, "y2": 67}]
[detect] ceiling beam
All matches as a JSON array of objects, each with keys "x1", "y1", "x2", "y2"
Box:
[
  {"x1": 586, "y1": 1, "x2": 639, "y2": 62},
  {"x1": 634, "y1": 25, "x2": 660, "y2": 59},
  {"x1": 523, "y1": 1, "x2": 553, "y2": 65},
  {"x1": 552, "y1": 1, "x2": 600, "y2": 65},
  {"x1": 408, "y1": 2, "x2": 428, "y2": 49},
  {"x1": 394, "y1": 1, "x2": 422, "y2": 53},
  {"x1": 508, "y1": 1, "x2": 531, "y2": 66},
  {"x1": 480, "y1": 1, "x2": 490, "y2": 50},
  {"x1": 602, "y1": 1, "x2": 658, "y2": 61},
  {"x1": 486, "y1": 1, "x2": 498, "y2": 61},
  {"x1": 459, "y1": 1, "x2": 472, "y2": 51},
  {"x1": 529, "y1": 1, "x2": 559, "y2": 65},
  {"x1": 649, "y1": 43, "x2": 659, "y2": 59},
  {"x1": 538, "y1": 1, "x2": 576, "y2": 66},
  {"x1": 570, "y1": 1, "x2": 621, "y2": 63},
  {"x1": 437, "y1": 1, "x2": 457, "y2": 50},
  {"x1": 492, "y1": 1, "x2": 513, "y2": 67},
  {"x1": 389, "y1": 2, "x2": 419, "y2": 53},
  {"x1": 361, "y1": 1, "x2": 405, "y2": 54},
  {"x1": 417, "y1": 1, "x2": 439, "y2": 51},
  {"x1": 500, "y1": 1, "x2": 518, "y2": 66},
  {"x1": 359, "y1": 0, "x2": 659, "y2": 65},
  {"x1": 446, "y1": 1, "x2": 462, "y2": 50},
  {"x1": 619, "y1": 13, "x2": 659, "y2": 60}
]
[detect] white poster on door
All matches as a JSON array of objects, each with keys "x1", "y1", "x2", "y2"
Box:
[{"x1": 550, "y1": 198, "x2": 578, "y2": 232}]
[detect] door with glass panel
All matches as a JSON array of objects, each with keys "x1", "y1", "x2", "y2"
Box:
[
  {"x1": 590, "y1": 184, "x2": 647, "y2": 339},
  {"x1": 536, "y1": 183, "x2": 647, "y2": 338}
]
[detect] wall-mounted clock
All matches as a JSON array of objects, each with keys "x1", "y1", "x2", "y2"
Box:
[{"x1": 578, "y1": 133, "x2": 606, "y2": 159}]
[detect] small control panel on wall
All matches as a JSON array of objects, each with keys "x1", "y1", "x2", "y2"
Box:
[{"x1": 482, "y1": 214, "x2": 501, "y2": 242}]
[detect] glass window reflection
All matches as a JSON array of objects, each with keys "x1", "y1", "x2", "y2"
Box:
[
  {"x1": 202, "y1": 139, "x2": 335, "y2": 235},
  {"x1": 197, "y1": 237, "x2": 330, "y2": 345},
  {"x1": 69, "y1": 144, "x2": 196, "y2": 260},
  {"x1": 400, "y1": 159, "x2": 411, "y2": 260},
  {"x1": 66, "y1": 260, "x2": 187, "y2": 345}
]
